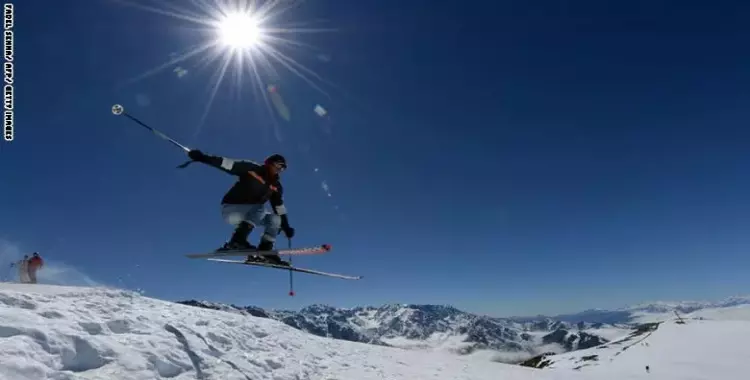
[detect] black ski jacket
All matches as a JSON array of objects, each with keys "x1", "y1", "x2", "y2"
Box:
[{"x1": 196, "y1": 153, "x2": 290, "y2": 223}]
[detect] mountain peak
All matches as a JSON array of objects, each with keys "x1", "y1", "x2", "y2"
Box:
[{"x1": 299, "y1": 303, "x2": 338, "y2": 314}]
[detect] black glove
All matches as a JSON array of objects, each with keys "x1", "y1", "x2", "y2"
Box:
[
  {"x1": 282, "y1": 225, "x2": 295, "y2": 239},
  {"x1": 188, "y1": 149, "x2": 207, "y2": 162}
]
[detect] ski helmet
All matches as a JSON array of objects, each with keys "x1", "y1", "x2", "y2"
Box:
[{"x1": 264, "y1": 154, "x2": 287, "y2": 169}]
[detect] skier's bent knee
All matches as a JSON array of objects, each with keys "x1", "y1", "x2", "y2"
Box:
[
  {"x1": 267, "y1": 214, "x2": 282, "y2": 228},
  {"x1": 225, "y1": 212, "x2": 245, "y2": 225}
]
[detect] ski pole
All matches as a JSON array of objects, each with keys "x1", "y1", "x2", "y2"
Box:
[
  {"x1": 287, "y1": 237, "x2": 295, "y2": 296},
  {"x1": 111, "y1": 104, "x2": 198, "y2": 168},
  {"x1": 111, "y1": 104, "x2": 189, "y2": 152}
]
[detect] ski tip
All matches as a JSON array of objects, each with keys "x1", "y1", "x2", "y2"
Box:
[{"x1": 321, "y1": 244, "x2": 332, "y2": 251}]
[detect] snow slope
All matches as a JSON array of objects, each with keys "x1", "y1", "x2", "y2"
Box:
[
  {"x1": 0, "y1": 283, "x2": 572, "y2": 380},
  {"x1": 525, "y1": 319, "x2": 750, "y2": 379}
]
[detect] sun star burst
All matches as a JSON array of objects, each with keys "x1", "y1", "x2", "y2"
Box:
[{"x1": 116, "y1": 0, "x2": 335, "y2": 135}]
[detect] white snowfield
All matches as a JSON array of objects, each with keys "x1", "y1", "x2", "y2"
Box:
[
  {"x1": 534, "y1": 307, "x2": 750, "y2": 380},
  {"x1": 0, "y1": 282, "x2": 747, "y2": 380},
  {"x1": 688, "y1": 303, "x2": 750, "y2": 321},
  {"x1": 0, "y1": 283, "x2": 578, "y2": 380},
  {"x1": 625, "y1": 296, "x2": 750, "y2": 324}
]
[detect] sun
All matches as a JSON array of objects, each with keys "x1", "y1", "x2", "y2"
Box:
[
  {"x1": 117, "y1": 0, "x2": 335, "y2": 133},
  {"x1": 217, "y1": 12, "x2": 263, "y2": 49}
]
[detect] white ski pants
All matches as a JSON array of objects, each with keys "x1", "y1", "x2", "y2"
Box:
[{"x1": 221, "y1": 204, "x2": 282, "y2": 242}]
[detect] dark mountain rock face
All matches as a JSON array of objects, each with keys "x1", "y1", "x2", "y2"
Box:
[{"x1": 541, "y1": 329, "x2": 607, "y2": 351}]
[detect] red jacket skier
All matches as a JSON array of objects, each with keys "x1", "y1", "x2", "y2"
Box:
[
  {"x1": 187, "y1": 149, "x2": 295, "y2": 266},
  {"x1": 27, "y1": 252, "x2": 43, "y2": 284}
]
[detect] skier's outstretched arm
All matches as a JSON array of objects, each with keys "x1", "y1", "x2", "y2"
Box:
[{"x1": 187, "y1": 150, "x2": 259, "y2": 176}]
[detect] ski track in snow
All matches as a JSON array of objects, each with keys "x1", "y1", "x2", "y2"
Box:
[{"x1": 0, "y1": 282, "x2": 749, "y2": 380}]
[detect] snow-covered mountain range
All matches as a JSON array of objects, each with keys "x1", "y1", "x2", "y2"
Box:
[
  {"x1": 177, "y1": 295, "x2": 750, "y2": 363},
  {"x1": 177, "y1": 301, "x2": 614, "y2": 358},
  {"x1": 1, "y1": 283, "x2": 748, "y2": 379}
]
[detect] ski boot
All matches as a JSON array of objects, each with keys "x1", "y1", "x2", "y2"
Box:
[
  {"x1": 218, "y1": 240, "x2": 255, "y2": 251},
  {"x1": 245, "y1": 239, "x2": 290, "y2": 266},
  {"x1": 216, "y1": 222, "x2": 256, "y2": 252}
]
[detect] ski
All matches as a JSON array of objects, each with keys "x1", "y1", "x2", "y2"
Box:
[
  {"x1": 185, "y1": 244, "x2": 331, "y2": 259},
  {"x1": 205, "y1": 258, "x2": 362, "y2": 280}
]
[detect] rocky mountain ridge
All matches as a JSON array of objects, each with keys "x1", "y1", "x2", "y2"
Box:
[{"x1": 177, "y1": 301, "x2": 612, "y2": 359}]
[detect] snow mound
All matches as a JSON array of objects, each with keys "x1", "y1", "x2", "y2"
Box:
[
  {"x1": 525, "y1": 319, "x2": 750, "y2": 379},
  {"x1": 0, "y1": 283, "x2": 565, "y2": 380}
]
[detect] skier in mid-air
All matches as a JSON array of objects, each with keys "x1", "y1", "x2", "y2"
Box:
[{"x1": 187, "y1": 149, "x2": 295, "y2": 266}]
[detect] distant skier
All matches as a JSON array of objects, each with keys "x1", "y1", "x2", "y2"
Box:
[
  {"x1": 27, "y1": 252, "x2": 43, "y2": 284},
  {"x1": 187, "y1": 149, "x2": 296, "y2": 266},
  {"x1": 10, "y1": 255, "x2": 30, "y2": 283}
]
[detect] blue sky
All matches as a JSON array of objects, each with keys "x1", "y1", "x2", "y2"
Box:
[{"x1": 2, "y1": 0, "x2": 750, "y2": 317}]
